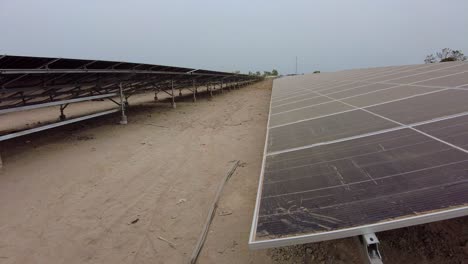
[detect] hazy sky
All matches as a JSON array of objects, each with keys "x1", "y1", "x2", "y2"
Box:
[{"x1": 1, "y1": 0, "x2": 467, "y2": 74}]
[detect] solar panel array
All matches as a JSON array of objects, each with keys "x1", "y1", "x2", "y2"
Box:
[
  {"x1": 0, "y1": 55, "x2": 257, "y2": 111},
  {"x1": 250, "y1": 62, "x2": 468, "y2": 249}
]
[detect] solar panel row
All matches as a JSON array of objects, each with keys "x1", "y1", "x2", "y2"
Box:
[
  {"x1": 250, "y1": 61, "x2": 468, "y2": 249},
  {"x1": 0, "y1": 55, "x2": 257, "y2": 111}
]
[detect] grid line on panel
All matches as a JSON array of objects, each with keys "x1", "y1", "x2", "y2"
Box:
[
  {"x1": 352, "y1": 62, "x2": 466, "y2": 84},
  {"x1": 267, "y1": 110, "x2": 468, "y2": 156},
  {"x1": 261, "y1": 175, "x2": 468, "y2": 210},
  {"x1": 272, "y1": 88, "x2": 312, "y2": 100},
  {"x1": 363, "y1": 81, "x2": 468, "y2": 91},
  {"x1": 311, "y1": 64, "x2": 425, "y2": 92},
  {"x1": 270, "y1": 65, "x2": 419, "y2": 103},
  {"x1": 316, "y1": 64, "x2": 462, "y2": 92},
  {"x1": 269, "y1": 88, "x2": 448, "y2": 129},
  {"x1": 313, "y1": 63, "x2": 457, "y2": 93},
  {"x1": 313, "y1": 91, "x2": 468, "y2": 155},
  {"x1": 272, "y1": 89, "x2": 319, "y2": 102},
  {"x1": 274, "y1": 67, "x2": 468, "y2": 115}
]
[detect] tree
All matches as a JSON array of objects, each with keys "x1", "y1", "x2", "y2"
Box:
[
  {"x1": 313, "y1": 70, "x2": 320, "y2": 74},
  {"x1": 451, "y1": 50, "x2": 467, "y2": 61},
  {"x1": 271, "y1": 69, "x2": 278, "y2": 76},
  {"x1": 424, "y1": 54, "x2": 436, "y2": 64},
  {"x1": 437, "y1": 48, "x2": 453, "y2": 61},
  {"x1": 255, "y1": 71, "x2": 261, "y2": 76},
  {"x1": 425, "y1": 48, "x2": 467, "y2": 63}
]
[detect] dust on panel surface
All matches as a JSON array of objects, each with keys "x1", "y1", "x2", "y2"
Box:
[{"x1": 252, "y1": 62, "x2": 468, "y2": 246}]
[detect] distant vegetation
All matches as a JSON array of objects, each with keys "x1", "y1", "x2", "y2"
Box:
[
  {"x1": 313, "y1": 71, "x2": 320, "y2": 74},
  {"x1": 247, "y1": 69, "x2": 279, "y2": 77},
  {"x1": 425, "y1": 48, "x2": 467, "y2": 63}
]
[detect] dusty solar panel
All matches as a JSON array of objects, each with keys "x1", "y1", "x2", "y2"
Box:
[
  {"x1": 250, "y1": 61, "x2": 468, "y2": 249},
  {"x1": 0, "y1": 55, "x2": 255, "y2": 112}
]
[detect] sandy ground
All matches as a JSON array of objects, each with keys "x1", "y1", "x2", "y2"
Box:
[
  {"x1": 0, "y1": 80, "x2": 467, "y2": 264},
  {"x1": 0, "y1": 81, "x2": 273, "y2": 264}
]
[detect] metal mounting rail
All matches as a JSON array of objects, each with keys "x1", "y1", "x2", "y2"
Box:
[
  {"x1": 0, "y1": 93, "x2": 117, "y2": 115},
  {"x1": 359, "y1": 233, "x2": 383, "y2": 264},
  {"x1": 0, "y1": 108, "x2": 119, "y2": 142}
]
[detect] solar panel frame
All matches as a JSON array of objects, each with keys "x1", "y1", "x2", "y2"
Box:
[{"x1": 249, "y1": 62, "x2": 468, "y2": 250}]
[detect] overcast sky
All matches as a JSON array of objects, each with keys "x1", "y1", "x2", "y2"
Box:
[{"x1": 1, "y1": 0, "x2": 467, "y2": 74}]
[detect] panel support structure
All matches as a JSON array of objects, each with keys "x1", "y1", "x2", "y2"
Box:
[
  {"x1": 192, "y1": 79, "x2": 197, "y2": 102},
  {"x1": 0, "y1": 109, "x2": 119, "y2": 142},
  {"x1": 59, "y1": 104, "x2": 68, "y2": 121},
  {"x1": 171, "y1": 80, "x2": 176, "y2": 108},
  {"x1": 0, "y1": 93, "x2": 118, "y2": 115},
  {"x1": 208, "y1": 83, "x2": 213, "y2": 98},
  {"x1": 153, "y1": 86, "x2": 160, "y2": 101},
  {"x1": 359, "y1": 233, "x2": 383, "y2": 264},
  {"x1": 119, "y1": 82, "x2": 128, "y2": 125}
]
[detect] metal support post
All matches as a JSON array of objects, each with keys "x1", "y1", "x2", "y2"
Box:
[
  {"x1": 192, "y1": 79, "x2": 197, "y2": 102},
  {"x1": 359, "y1": 233, "x2": 383, "y2": 264},
  {"x1": 209, "y1": 83, "x2": 213, "y2": 98},
  {"x1": 154, "y1": 90, "x2": 159, "y2": 101},
  {"x1": 59, "y1": 104, "x2": 68, "y2": 121},
  {"x1": 171, "y1": 80, "x2": 176, "y2": 108},
  {"x1": 119, "y1": 82, "x2": 128, "y2": 125},
  {"x1": 220, "y1": 81, "x2": 224, "y2": 94},
  {"x1": 179, "y1": 88, "x2": 183, "y2": 97}
]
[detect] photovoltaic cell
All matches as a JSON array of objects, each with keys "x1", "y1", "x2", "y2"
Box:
[
  {"x1": 416, "y1": 72, "x2": 468, "y2": 87},
  {"x1": 269, "y1": 101, "x2": 353, "y2": 127},
  {"x1": 323, "y1": 83, "x2": 395, "y2": 99},
  {"x1": 271, "y1": 96, "x2": 331, "y2": 114},
  {"x1": 268, "y1": 110, "x2": 396, "y2": 153},
  {"x1": 341, "y1": 85, "x2": 442, "y2": 108},
  {"x1": 368, "y1": 89, "x2": 468, "y2": 124}
]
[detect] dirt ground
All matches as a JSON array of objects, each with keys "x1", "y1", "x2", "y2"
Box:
[{"x1": 0, "y1": 80, "x2": 467, "y2": 264}]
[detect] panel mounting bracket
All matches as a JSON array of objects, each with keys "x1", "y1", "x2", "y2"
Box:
[{"x1": 359, "y1": 233, "x2": 383, "y2": 264}]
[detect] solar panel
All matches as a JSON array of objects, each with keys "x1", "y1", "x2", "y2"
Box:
[
  {"x1": 0, "y1": 55, "x2": 255, "y2": 112},
  {"x1": 249, "y1": 61, "x2": 468, "y2": 249},
  {"x1": 0, "y1": 55, "x2": 259, "y2": 143}
]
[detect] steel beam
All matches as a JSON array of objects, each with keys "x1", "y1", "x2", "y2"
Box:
[
  {"x1": 0, "y1": 93, "x2": 117, "y2": 115},
  {"x1": 119, "y1": 82, "x2": 127, "y2": 125},
  {"x1": 0, "y1": 108, "x2": 119, "y2": 141},
  {"x1": 208, "y1": 83, "x2": 213, "y2": 98},
  {"x1": 59, "y1": 104, "x2": 68, "y2": 121},
  {"x1": 192, "y1": 79, "x2": 197, "y2": 102},
  {"x1": 0, "y1": 68, "x2": 232, "y2": 77},
  {"x1": 171, "y1": 80, "x2": 176, "y2": 108}
]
